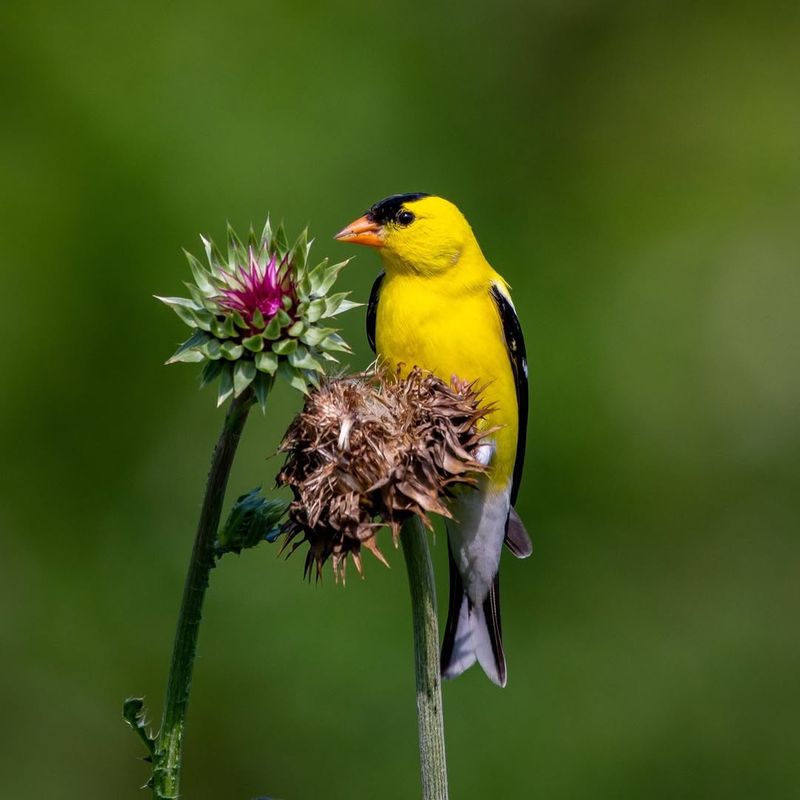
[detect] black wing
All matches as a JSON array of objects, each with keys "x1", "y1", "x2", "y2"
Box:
[
  {"x1": 366, "y1": 272, "x2": 385, "y2": 354},
  {"x1": 490, "y1": 284, "x2": 528, "y2": 507}
]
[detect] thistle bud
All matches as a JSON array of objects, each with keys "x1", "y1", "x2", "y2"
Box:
[
  {"x1": 277, "y1": 367, "x2": 494, "y2": 582},
  {"x1": 157, "y1": 219, "x2": 358, "y2": 408}
]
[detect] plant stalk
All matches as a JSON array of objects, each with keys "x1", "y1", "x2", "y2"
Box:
[
  {"x1": 401, "y1": 517, "x2": 449, "y2": 800},
  {"x1": 152, "y1": 389, "x2": 255, "y2": 799}
]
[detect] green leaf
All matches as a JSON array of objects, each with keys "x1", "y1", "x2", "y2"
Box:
[
  {"x1": 184, "y1": 250, "x2": 215, "y2": 293},
  {"x1": 300, "y1": 326, "x2": 336, "y2": 347},
  {"x1": 227, "y1": 222, "x2": 247, "y2": 270},
  {"x1": 247, "y1": 224, "x2": 259, "y2": 251},
  {"x1": 184, "y1": 281, "x2": 209, "y2": 306},
  {"x1": 212, "y1": 315, "x2": 237, "y2": 339},
  {"x1": 231, "y1": 311, "x2": 249, "y2": 330},
  {"x1": 256, "y1": 350, "x2": 279, "y2": 375},
  {"x1": 251, "y1": 308, "x2": 265, "y2": 329},
  {"x1": 318, "y1": 333, "x2": 351, "y2": 353},
  {"x1": 260, "y1": 216, "x2": 273, "y2": 248},
  {"x1": 155, "y1": 295, "x2": 203, "y2": 311},
  {"x1": 200, "y1": 358, "x2": 225, "y2": 387},
  {"x1": 289, "y1": 346, "x2": 324, "y2": 372},
  {"x1": 288, "y1": 228, "x2": 309, "y2": 272},
  {"x1": 156, "y1": 296, "x2": 202, "y2": 328},
  {"x1": 272, "y1": 222, "x2": 289, "y2": 255},
  {"x1": 123, "y1": 697, "x2": 156, "y2": 758},
  {"x1": 166, "y1": 330, "x2": 210, "y2": 364},
  {"x1": 217, "y1": 363, "x2": 234, "y2": 406},
  {"x1": 305, "y1": 298, "x2": 326, "y2": 323},
  {"x1": 190, "y1": 308, "x2": 214, "y2": 331},
  {"x1": 263, "y1": 314, "x2": 282, "y2": 339},
  {"x1": 215, "y1": 488, "x2": 288, "y2": 556},
  {"x1": 233, "y1": 359, "x2": 256, "y2": 396},
  {"x1": 253, "y1": 371, "x2": 274, "y2": 411},
  {"x1": 276, "y1": 309, "x2": 292, "y2": 327},
  {"x1": 278, "y1": 362, "x2": 309, "y2": 394},
  {"x1": 201, "y1": 235, "x2": 226, "y2": 272},
  {"x1": 303, "y1": 369, "x2": 321, "y2": 389},
  {"x1": 307, "y1": 258, "x2": 348, "y2": 296},
  {"x1": 220, "y1": 341, "x2": 244, "y2": 360},
  {"x1": 202, "y1": 337, "x2": 222, "y2": 359},
  {"x1": 242, "y1": 334, "x2": 264, "y2": 352},
  {"x1": 272, "y1": 338, "x2": 297, "y2": 355},
  {"x1": 322, "y1": 296, "x2": 362, "y2": 318},
  {"x1": 287, "y1": 320, "x2": 305, "y2": 337}
]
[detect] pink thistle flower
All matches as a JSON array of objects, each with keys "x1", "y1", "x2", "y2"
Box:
[
  {"x1": 216, "y1": 247, "x2": 295, "y2": 328},
  {"x1": 160, "y1": 218, "x2": 356, "y2": 406}
]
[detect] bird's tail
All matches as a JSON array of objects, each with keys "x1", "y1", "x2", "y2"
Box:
[{"x1": 440, "y1": 547, "x2": 506, "y2": 687}]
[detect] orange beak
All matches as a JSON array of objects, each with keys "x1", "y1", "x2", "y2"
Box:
[{"x1": 334, "y1": 215, "x2": 384, "y2": 248}]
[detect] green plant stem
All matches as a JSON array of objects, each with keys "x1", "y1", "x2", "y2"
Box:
[
  {"x1": 152, "y1": 389, "x2": 255, "y2": 799},
  {"x1": 401, "y1": 517, "x2": 449, "y2": 800}
]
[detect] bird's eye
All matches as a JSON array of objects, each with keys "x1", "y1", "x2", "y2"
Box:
[{"x1": 396, "y1": 209, "x2": 415, "y2": 227}]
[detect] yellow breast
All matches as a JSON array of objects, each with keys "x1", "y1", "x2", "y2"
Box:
[{"x1": 375, "y1": 271, "x2": 518, "y2": 488}]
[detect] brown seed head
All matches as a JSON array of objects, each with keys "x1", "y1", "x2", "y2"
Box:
[{"x1": 277, "y1": 366, "x2": 495, "y2": 582}]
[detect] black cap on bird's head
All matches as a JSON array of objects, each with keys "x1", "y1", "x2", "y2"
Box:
[
  {"x1": 334, "y1": 192, "x2": 430, "y2": 247},
  {"x1": 365, "y1": 193, "x2": 431, "y2": 225},
  {"x1": 334, "y1": 192, "x2": 476, "y2": 275}
]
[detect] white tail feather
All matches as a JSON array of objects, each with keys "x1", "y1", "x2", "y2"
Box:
[{"x1": 442, "y1": 593, "x2": 504, "y2": 686}]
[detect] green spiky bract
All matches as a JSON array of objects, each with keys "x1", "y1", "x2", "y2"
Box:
[{"x1": 157, "y1": 218, "x2": 358, "y2": 408}]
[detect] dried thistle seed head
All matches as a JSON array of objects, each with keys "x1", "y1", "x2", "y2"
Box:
[
  {"x1": 157, "y1": 218, "x2": 358, "y2": 408},
  {"x1": 277, "y1": 366, "x2": 495, "y2": 582}
]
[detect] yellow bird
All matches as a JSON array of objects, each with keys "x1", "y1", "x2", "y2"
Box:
[{"x1": 335, "y1": 193, "x2": 531, "y2": 686}]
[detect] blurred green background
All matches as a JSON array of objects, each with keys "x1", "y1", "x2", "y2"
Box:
[{"x1": 2, "y1": 1, "x2": 799, "y2": 798}]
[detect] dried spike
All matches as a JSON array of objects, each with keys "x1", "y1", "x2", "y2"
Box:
[{"x1": 277, "y1": 365, "x2": 492, "y2": 581}]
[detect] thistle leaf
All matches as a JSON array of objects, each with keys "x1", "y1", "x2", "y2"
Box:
[
  {"x1": 201, "y1": 235, "x2": 226, "y2": 272},
  {"x1": 256, "y1": 350, "x2": 279, "y2": 375},
  {"x1": 278, "y1": 362, "x2": 309, "y2": 394},
  {"x1": 300, "y1": 326, "x2": 336, "y2": 347},
  {"x1": 318, "y1": 333, "x2": 351, "y2": 353},
  {"x1": 253, "y1": 371, "x2": 274, "y2": 411},
  {"x1": 323, "y1": 297, "x2": 361, "y2": 318},
  {"x1": 155, "y1": 295, "x2": 203, "y2": 311},
  {"x1": 183, "y1": 250, "x2": 215, "y2": 293},
  {"x1": 217, "y1": 363, "x2": 235, "y2": 406},
  {"x1": 287, "y1": 320, "x2": 305, "y2": 337},
  {"x1": 122, "y1": 697, "x2": 156, "y2": 757},
  {"x1": 272, "y1": 338, "x2": 297, "y2": 356},
  {"x1": 227, "y1": 222, "x2": 247, "y2": 270},
  {"x1": 289, "y1": 346, "x2": 324, "y2": 372},
  {"x1": 308, "y1": 259, "x2": 347, "y2": 296},
  {"x1": 289, "y1": 228, "x2": 309, "y2": 272},
  {"x1": 202, "y1": 338, "x2": 222, "y2": 359},
  {"x1": 190, "y1": 308, "x2": 214, "y2": 331},
  {"x1": 273, "y1": 222, "x2": 289, "y2": 255},
  {"x1": 200, "y1": 358, "x2": 225, "y2": 387},
  {"x1": 220, "y1": 341, "x2": 244, "y2": 360},
  {"x1": 242, "y1": 334, "x2": 265, "y2": 352},
  {"x1": 263, "y1": 315, "x2": 282, "y2": 340},
  {"x1": 233, "y1": 359, "x2": 256, "y2": 396},
  {"x1": 166, "y1": 330, "x2": 210, "y2": 364},
  {"x1": 305, "y1": 298, "x2": 326, "y2": 323},
  {"x1": 215, "y1": 488, "x2": 288, "y2": 556},
  {"x1": 261, "y1": 216, "x2": 273, "y2": 247}
]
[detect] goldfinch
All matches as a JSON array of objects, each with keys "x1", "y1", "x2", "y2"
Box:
[{"x1": 335, "y1": 193, "x2": 531, "y2": 686}]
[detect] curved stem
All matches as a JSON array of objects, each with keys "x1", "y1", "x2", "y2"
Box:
[
  {"x1": 401, "y1": 517, "x2": 449, "y2": 800},
  {"x1": 152, "y1": 389, "x2": 255, "y2": 799}
]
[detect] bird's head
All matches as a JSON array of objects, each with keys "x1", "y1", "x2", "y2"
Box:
[{"x1": 335, "y1": 193, "x2": 479, "y2": 276}]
